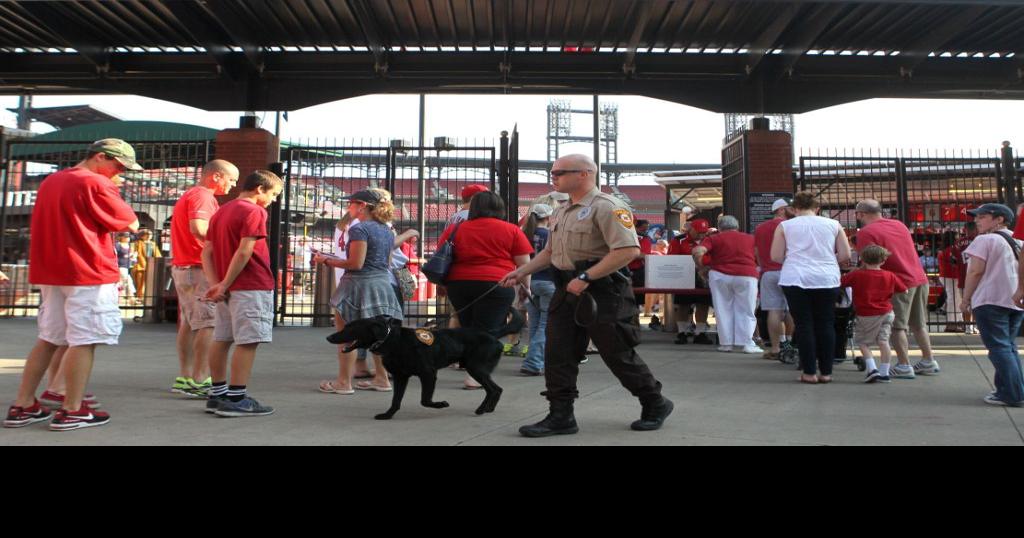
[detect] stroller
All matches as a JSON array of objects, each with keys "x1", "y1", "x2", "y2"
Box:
[{"x1": 834, "y1": 287, "x2": 868, "y2": 372}]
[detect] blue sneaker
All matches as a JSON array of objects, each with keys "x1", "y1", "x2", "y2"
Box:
[
  {"x1": 214, "y1": 397, "x2": 275, "y2": 418},
  {"x1": 205, "y1": 395, "x2": 229, "y2": 415}
]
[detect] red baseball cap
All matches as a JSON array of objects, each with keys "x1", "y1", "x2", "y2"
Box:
[
  {"x1": 461, "y1": 184, "x2": 490, "y2": 202},
  {"x1": 690, "y1": 219, "x2": 710, "y2": 234}
]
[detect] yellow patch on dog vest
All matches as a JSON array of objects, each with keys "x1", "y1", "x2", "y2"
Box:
[
  {"x1": 415, "y1": 329, "x2": 435, "y2": 346},
  {"x1": 613, "y1": 209, "x2": 635, "y2": 229}
]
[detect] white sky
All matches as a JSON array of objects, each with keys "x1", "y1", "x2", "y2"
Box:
[{"x1": 2, "y1": 93, "x2": 1023, "y2": 184}]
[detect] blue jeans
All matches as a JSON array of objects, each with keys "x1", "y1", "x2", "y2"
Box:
[
  {"x1": 524, "y1": 280, "x2": 557, "y2": 373},
  {"x1": 973, "y1": 305, "x2": 1024, "y2": 405}
]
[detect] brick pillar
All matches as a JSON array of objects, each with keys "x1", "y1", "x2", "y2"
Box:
[
  {"x1": 721, "y1": 126, "x2": 793, "y2": 232},
  {"x1": 214, "y1": 127, "x2": 280, "y2": 201}
]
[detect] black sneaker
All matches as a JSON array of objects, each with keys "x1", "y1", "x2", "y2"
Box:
[
  {"x1": 674, "y1": 333, "x2": 690, "y2": 345},
  {"x1": 214, "y1": 397, "x2": 275, "y2": 418},
  {"x1": 206, "y1": 394, "x2": 229, "y2": 414},
  {"x1": 692, "y1": 333, "x2": 714, "y2": 345},
  {"x1": 49, "y1": 407, "x2": 111, "y2": 432},
  {"x1": 864, "y1": 370, "x2": 881, "y2": 384}
]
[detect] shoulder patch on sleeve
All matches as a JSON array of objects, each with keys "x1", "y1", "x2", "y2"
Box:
[
  {"x1": 613, "y1": 209, "x2": 635, "y2": 229},
  {"x1": 415, "y1": 329, "x2": 435, "y2": 346}
]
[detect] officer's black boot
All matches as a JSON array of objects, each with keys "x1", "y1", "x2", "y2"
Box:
[
  {"x1": 631, "y1": 396, "x2": 674, "y2": 432},
  {"x1": 519, "y1": 401, "x2": 579, "y2": 438}
]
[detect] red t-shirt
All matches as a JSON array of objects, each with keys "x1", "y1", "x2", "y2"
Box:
[
  {"x1": 171, "y1": 186, "x2": 219, "y2": 267},
  {"x1": 938, "y1": 246, "x2": 956, "y2": 279},
  {"x1": 629, "y1": 236, "x2": 653, "y2": 270},
  {"x1": 856, "y1": 219, "x2": 929, "y2": 289},
  {"x1": 701, "y1": 231, "x2": 759, "y2": 279},
  {"x1": 1014, "y1": 208, "x2": 1024, "y2": 240},
  {"x1": 207, "y1": 199, "x2": 274, "y2": 291},
  {"x1": 29, "y1": 168, "x2": 137, "y2": 286},
  {"x1": 438, "y1": 218, "x2": 533, "y2": 282},
  {"x1": 841, "y1": 269, "x2": 909, "y2": 317},
  {"x1": 754, "y1": 218, "x2": 785, "y2": 272},
  {"x1": 400, "y1": 241, "x2": 420, "y2": 276},
  {"x1": 668, "y1": 235, "x2": 711, "y2": 265}
]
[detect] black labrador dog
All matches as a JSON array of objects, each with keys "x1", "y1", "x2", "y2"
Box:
[{"x1": 328, "y1": 310, "x2": 524, "y2": 420}]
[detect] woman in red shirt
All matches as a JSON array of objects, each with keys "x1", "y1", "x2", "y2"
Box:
[
  {"x1": 438, "y1": 190, "x2": 534, "y2": 338},
  {"x1": 692, "y1": 216, "x2": 762, "y2": 354}
]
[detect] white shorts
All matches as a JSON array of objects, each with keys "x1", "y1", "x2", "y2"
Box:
[
  {"x1": 38, "y1": 284, "x2": 122, "y2": 347},
  {"x1": 214, "y1": 290, "x2": 274, "y2": 345}
]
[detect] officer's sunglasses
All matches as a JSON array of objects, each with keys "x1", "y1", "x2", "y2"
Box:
[{"x1": 550, "y1": 169, "x2": 586, "y2": 178}]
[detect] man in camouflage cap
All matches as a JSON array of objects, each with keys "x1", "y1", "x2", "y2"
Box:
[{"x1": 88, "y1": 138, "x2": 144, "y2": 171}]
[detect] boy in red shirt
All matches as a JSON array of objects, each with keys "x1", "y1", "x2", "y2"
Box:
[
  {"x1": 841, "y1": 245, "x2": 909, "y2": 384},
  {"x1": 5, "y1": 139, "x2": 140, "y2": 431},
  {"x1": 201, "y1": 170, "x2": 283, "y2": 418}
]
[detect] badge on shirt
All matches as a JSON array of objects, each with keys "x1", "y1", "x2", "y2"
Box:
[
  {"x1": 577, "y1": 207, "x2": 594, "y2": 220},
  {"x1": 613, "y1": 209, "x2": 635, "y2": 229},
  {"x1": 415, "y1": 329, "x2": 435, "y2": 346}
]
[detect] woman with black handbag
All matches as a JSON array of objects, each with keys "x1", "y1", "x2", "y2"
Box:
[{"x1": 436, "y1": 191, "x2": 534, "y2": 389}]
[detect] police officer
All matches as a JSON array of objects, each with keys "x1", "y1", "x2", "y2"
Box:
[{"x1": 501, "y1": 154, "x2": 673, "y2": 437}]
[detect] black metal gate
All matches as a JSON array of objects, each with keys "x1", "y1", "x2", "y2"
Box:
[
  {"x1": 277, "y1": 139, "x2": 513, "y2": 327},
  {"x1": 1, "y1": 137, "x2": 213, "y2": 320},
  {"x1": 798, "y1": 147, "x2": 1022, "y2": 330}
]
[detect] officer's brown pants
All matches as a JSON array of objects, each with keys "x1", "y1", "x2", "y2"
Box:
[{"x1": 543, "y1": 279, "x2": 663, "y2": 404}]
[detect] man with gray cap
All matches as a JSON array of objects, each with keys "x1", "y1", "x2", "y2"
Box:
[
  {"x1": 855, "y1": 200, "x2": 937, "y2": 379},
  {"x1": 4, "y1": 139, "x2": 140, "y2": 431}
]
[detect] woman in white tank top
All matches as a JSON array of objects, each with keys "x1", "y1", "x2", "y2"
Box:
[{"x1": 771, "y1": 193, "x2": 852, "y2": 384}]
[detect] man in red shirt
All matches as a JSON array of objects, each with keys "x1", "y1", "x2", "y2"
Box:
[
  {"x1": 169, "y1": 160, "x2": 239, "y2": 397},
  {"x1": 5, "y1": 139, "x2": 140, "y2": 431},
  {"x1": 855, "y1": 200, "x2": 937, "y2": 379},
  {"x1": 668, "y1": 219, "x2": 713, "y2": 344},
  {"x1": 629, "y1": 220, "x2": 653, "y2": 316},
  {"x1": 952, "y1": 222, "x2": 979, "y2": 334},
  {"x1": 754, "y1": 199, "x2": 795, "y2": 360},
  {"x1": 202, "y1": 170, "x2": 283, "y2": 418}
]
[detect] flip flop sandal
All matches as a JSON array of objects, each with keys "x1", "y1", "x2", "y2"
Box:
[
  {"x1": 318, "y1": 381, "x2": 355, "y2": 395},
  {"x1": 355, "y1": 381, "x2": 393, "y2": 392}
]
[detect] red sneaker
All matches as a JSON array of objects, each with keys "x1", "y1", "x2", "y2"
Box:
[
  {"x1": 49, "y1": 407, "x2": 111, "y2": 432},
  {"x1": 39, "y1": 391, "x2": 101, "y2": 410},
  {"x1": 4, "y1": 400, "x2": 53, "y2": 428}
]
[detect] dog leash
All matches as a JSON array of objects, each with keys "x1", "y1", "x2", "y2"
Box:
[{"x1": 440, "y1": 283, "x2": 536, "y2": 323}]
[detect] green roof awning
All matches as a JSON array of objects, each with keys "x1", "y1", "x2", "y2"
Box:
[{"x1": 8, "y1": 121, "x2": 217, "y2": 167}]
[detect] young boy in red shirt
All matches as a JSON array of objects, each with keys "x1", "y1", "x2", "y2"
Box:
[
  {"x1": 202, "y1": 170, "x2": 283, "y2": 417},
  {"x1": 841, "y1": 245, "x2": 909, "y2": 384}
]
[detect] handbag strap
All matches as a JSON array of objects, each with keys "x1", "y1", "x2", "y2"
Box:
[{"x1": 997, "y1": 230, "x2": 1022, "y2": 261}]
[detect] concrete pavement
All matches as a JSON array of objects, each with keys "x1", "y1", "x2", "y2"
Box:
[{"x1": 0, "y1": 318, "x2": 1021, "y2": 445}]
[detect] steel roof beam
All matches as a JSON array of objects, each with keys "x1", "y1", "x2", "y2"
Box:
[
  {"x1": 15, "y1": 2, "x2": 110, "y2": 70},
  {"x1": 745, "y1": 3, "x2": 803, "y2": 77},
  {"x1": 349, "y1": 0, "x2": 390, "y2": 75},
  {"x1": 897, "y1": 6, "x2": 989, "y2": 76}
]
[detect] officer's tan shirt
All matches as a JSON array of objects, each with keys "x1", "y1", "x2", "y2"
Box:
[{"x1": 547, "y1": 188, "x2": 641, "y2": 270}]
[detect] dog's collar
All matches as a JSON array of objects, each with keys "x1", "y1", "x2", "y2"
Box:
[{"x1": 368, "y1": 324, "x2": 394, "y2": 353}]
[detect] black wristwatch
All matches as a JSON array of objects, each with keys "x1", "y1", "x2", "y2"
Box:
[{"x1": 577, "y1": 272, "x2": 591, "y2": 283}]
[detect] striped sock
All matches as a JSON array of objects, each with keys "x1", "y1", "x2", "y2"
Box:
[
  {"x1": 227, "y1": 386, "x2": 247, "y2": 403},
  {"x1": 210, "y1": 382, "x2": 228, "y2": 398}
]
